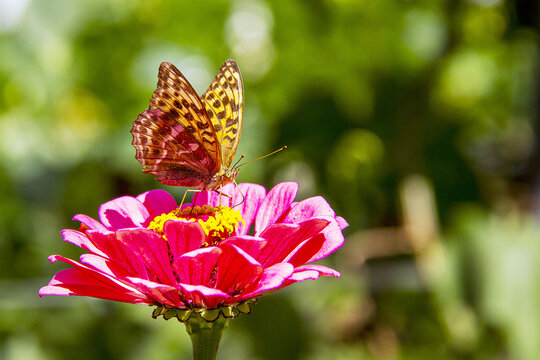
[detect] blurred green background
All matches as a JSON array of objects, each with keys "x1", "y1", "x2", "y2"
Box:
[{"x1": 1, "y1": 0, "x2": 540, "y2": 359}]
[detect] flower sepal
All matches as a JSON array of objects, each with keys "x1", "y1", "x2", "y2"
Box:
[{"x1": 151, "y1": 300, "x2": 256, "y2": 323}]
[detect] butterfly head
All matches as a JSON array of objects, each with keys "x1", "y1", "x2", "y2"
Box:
[{"x1": 205, "y1": 166, "x2": 239, "y2": 191}]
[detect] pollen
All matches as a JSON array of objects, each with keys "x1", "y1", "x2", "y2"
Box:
[{"x1": 147, "y1": 205, "x2": 245, "y2": 245}]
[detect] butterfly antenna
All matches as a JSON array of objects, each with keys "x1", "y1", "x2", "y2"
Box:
[
  {"x1": 232, "y1": 154, "x2": 245, "y2": 170},
  {"x1": 237, "y1": 146, "x2": 287, "y2": 168}
]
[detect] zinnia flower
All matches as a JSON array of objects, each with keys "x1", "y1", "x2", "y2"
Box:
[{"x1": 40, "y1": 182, "x2": 347, "y2": 321}]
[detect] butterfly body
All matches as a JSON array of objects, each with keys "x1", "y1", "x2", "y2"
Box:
[{"x1": 131, "y1": 60, "x2": 244, "y2": 190}]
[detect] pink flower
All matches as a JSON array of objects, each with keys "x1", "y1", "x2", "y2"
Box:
[{"x1": 40, "y1": 182, "x2": 347, "y2": 315}]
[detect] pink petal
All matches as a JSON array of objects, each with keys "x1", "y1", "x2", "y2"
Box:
[
  {"x1": 164, "y1": 220, "x2": 206, "y2": 259},
  {"x1": 232, "y1": 183, "x2": 266, "y2": 235},
  {"x1": 335, "y1": 216, "x2": 349, "y2": 230},
  {"x1": 80, "y1": 254, "x2": 179, "y2": 306},
  {"x1": 254, "y1": 182, "x2": 298, "y2": 235},
  {"x1": 282, "y1": 196, "x2": 336, "y2": 223},
  {"x1": 48, "y1": 255, "x2": 134, "y2": 288},
  {"x1": 178, "y1": 283, "x2": 230, "y2": 308},
  {"x1": 288, "y1": 264, "x2": 341, "y2": 281},
  {"x1": 79, "y1": 253, "x2": 131, "y2": 279},
  {"x1": 42, "y1": 256, "x2": 152, "y2": 303},
  {"x1": 61, "y1": 229, "x2": 105, "y2": 256},
  {"x1": 136, "y1": 189, "x2": 177, "y2": 219},
  {"x1": 219, "y1": 235, "x2": 267, "y2": 260},
  {"x1": 99, "y1": 196, "x2": 150, "y2": 230},
  {"x1": 308, "y1": 220, "x2": 346, "y2": 262},
  {"x1": 236, "y1": 263, "x2": 294, "y2": 301},
  {"x1": 116, "y1": 229, "x2": 177, "y2": 286},
  {"x1": 284, "y1": 233, "x2": 326, "y2": 267},
  {"x1": 258, "y1": 265, "x2": 341, "y2": 294},
  {"x1": 216, "y1": 244, "x2": 263, "y2": 294},
  {"x1": 73, "y1": 214, "x2": 108, "y2": 232},
  {"x1": 256, "y1": 218, "x2": 330, "y2": 267},
  {"x1": 126, "y1": 277, "x2": 182, "y2": 307},
  {"x1": 173, "y1": 247, "x2": 222, "y2": 286},
  {"x1": 39, "y1": 268, "x2": 153, "y2": 304},
  {"x1": 85, "y1": 231, "x2": 148, "y2": 278}
]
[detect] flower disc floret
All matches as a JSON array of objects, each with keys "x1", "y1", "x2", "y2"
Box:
[{"x1": 147, "y1": 205, "x2": 245, "y2": 246}]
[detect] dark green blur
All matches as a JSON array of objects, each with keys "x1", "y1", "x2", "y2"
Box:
[{"x1": 1, "y1": 0, "x2": 539, "y2": 359}]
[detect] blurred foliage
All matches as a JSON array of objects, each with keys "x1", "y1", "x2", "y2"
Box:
[{"x1": 1, "y1": 0, "x2": 540, "y2": 359}]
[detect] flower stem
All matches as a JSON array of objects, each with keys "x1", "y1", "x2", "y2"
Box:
[{"x1": 184, "y1": 313, "x2": 229, "y2": 360}]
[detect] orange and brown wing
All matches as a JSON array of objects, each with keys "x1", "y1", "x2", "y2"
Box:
[
  {"x1": 150, "y1": 62, "x2": 221, "y2": 164},
  {"x1": 201, "y1": 59, "x2": 244, "y2": 168},
  {"x1": 131, "y1": 109, "x2": 219, "y2": 187}
]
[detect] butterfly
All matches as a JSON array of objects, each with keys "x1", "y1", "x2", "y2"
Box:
[{"x1": 131, "y1": 59, "x2": 244, "y2": 190}]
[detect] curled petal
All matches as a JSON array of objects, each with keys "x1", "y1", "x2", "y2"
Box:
[
  {"x1": 257, "y1": 218, "x2": 330, "y2": 267},
  {"x1": 279, "y1": 195, "x2": 348, "y2": 262},
  {"x1": 265, "y1": 265, "x2": 341, "y2": 294},
  {"x1": 61, "y1": 229, "x2": 105, "y2": 256},
  {"x1": 288, "y1": 264, "x2": 341, "y2": 281},
  {"x1": 237, "y1": 263, "x2": 294, "y2": 301},
  {"x1": 126, "y1": 277, "x2": 183, "y2": 307},
  {"x1": 99, "y1": 196, "x2": 150, "y2": 230},
  {"x1": 136, "y1": 189, "x2": 177, "y2": 219},
  {"x1": 73, "y1": 214, "x2": 108, "y2": 232},
  {"x1": 307, "y1": 220, "x2": 346, "y2": 262},
  {"x1": 335, "y1": 216, "x2": 349, "y2": 230},
  {"x1": 178, "y1": 283, "x2": 230, "y2": 309},
  {"x1": 255, "y1": 182, "x2": 298, "y2": 235},
  {"x1": 284, "y1": 233, "x2": 326, "y2": 267}
]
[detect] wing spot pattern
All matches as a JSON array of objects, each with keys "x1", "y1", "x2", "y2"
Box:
[{"x1": 169, "y1": 108, "x2": 179, "y2": 118}]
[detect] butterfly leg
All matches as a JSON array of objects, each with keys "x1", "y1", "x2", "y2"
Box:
[
  {"x1": 215, "y1": 189, "x2": 233, "y2": 207},
  {"x1": 180, "y1": 189, "x2": 201, "y2": 209}
]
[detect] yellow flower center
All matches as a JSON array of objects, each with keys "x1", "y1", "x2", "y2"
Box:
[{"x1": 147, "y1": 205, "x2": 245, "y2": 246}]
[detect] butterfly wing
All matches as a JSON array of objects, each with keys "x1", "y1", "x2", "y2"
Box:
[
  {"x1": 131, "y1": 109, "x2": 218, "y2": 187},
  {"x1": 150, "y1": 62, "x2": 222, "y2": 165},
  {"x1": 131, "y1": 61, "x2": 223, "y2": 188},
  {"x1": 201, "y1": 59, "x2": 244, "y2": 168}
]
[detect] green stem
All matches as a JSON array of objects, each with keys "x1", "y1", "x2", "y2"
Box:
[{"x1": 184, "y1": 313, "x2": 229, "y2": 360}]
